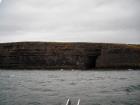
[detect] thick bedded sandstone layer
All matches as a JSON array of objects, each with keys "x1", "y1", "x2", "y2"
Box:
[{"x1": 0, "y1": 42, "x2": 140, "y2": 70}]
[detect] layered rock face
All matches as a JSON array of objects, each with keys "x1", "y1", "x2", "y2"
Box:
[{"x1": 0, "y1": 42, "x2": 140, "y2": 70}]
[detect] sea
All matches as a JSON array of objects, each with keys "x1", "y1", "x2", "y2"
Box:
[{"x1": 0, "y1": 70, "x2": 140, "y2": 105}]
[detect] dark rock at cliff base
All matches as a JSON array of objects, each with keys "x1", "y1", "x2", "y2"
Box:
[{"x1": 0, "y1": 42, "x2": 140, "y2": 70}]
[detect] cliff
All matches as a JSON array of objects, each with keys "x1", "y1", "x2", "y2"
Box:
[{"x1": 0, "y1": 42, "x2": 140, "y2": 70}]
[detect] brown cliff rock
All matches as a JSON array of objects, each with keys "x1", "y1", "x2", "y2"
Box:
[{"x1": 0, "y1": 42, "x2": 140, "y2": 70}]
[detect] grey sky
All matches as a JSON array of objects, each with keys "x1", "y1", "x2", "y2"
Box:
[{"x1": 0, "y1": 0, "x2": 140, "y2": 43}]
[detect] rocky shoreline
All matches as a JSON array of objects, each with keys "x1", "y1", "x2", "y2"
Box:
[{"x1": 0, "y1": 42, "x2": 140, "y2": 70}]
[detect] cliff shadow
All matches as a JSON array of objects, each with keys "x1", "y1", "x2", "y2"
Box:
[{"x1": 86, "y1": 56, "x2": 98, "y2": 69}]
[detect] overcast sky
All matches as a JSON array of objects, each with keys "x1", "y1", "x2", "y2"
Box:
[{"x1": 0, "y1": 0, "x2": 140, "y2": 44}]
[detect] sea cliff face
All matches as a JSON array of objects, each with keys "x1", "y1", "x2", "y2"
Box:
[{"x1": 0, "y1": 42, "x2": 140, "y2": 70}]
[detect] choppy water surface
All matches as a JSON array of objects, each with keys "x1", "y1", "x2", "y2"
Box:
[{"x1": 0, "y1": 70, "x2": 140, "y2": 105}]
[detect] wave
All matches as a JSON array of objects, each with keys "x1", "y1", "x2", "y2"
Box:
[{"x1": 124, "y1": 84, "x2": 140, "y2": 93}]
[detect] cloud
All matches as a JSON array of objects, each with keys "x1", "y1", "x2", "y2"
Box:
[{"x1": 0, "y1": 0, "x2": 140, "y2": 43}]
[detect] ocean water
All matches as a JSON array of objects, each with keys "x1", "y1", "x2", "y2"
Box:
[{"x1": 0, "y1": 70, "x2": 140, "y2": 105}]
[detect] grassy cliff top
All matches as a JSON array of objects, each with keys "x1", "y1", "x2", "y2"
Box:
[{"x1": 0, "y1": 41, "x2": 140, "y2": 50}]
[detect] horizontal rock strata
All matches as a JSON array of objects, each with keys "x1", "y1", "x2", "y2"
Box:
[{"x1": 0, "y1": 42, "x2": 140, "y2": 70}]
